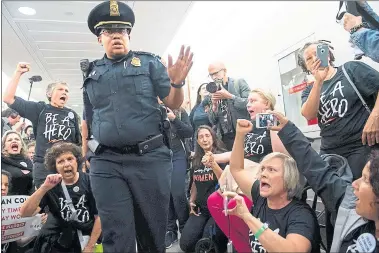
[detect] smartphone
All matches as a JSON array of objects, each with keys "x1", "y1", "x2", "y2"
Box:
[
  {"x1": 256, "y1": 113, "x2": 277, "y2": 129},
  {"x1": 316, "y1": 44, "x2": 329, "y2": 68}
]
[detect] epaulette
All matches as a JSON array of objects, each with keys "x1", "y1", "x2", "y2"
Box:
[{"x1": 133, "y1": 51, "x2": 160, "y2": 59}]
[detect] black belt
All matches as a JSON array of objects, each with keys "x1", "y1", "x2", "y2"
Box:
[{"x1": 101, "y1": 134, "x2": 165, "y2": 156}]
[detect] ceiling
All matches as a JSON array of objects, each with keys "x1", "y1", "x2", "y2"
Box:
[{"x1": 1, "y1": 1, "x2": 192, "y2": 117}]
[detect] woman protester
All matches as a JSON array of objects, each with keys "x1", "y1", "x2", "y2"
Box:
[
  {"x1": 272, "y1": 110, "x2": 379, "y2": 252},
  {"x1": 2, "y1": 130, "x2": 34, "y2": 195},
  {"x1": 223, "y1": 118, "x2": 320, "y2": 253},
  {"x1": 20, "y1": 142, "x2": 101, "y2": 253}
]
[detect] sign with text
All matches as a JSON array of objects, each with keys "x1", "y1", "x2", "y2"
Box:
[{"x1": 1, "y1": 196, "x2": 42, "y2": 243}]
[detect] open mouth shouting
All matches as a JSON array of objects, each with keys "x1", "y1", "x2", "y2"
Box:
[
  {"x1": 9, "y1": 142, "x2": 20, "y2": 153},
  {"x1": 260, "y1": 180, "x2": 271, "y2": 192}
]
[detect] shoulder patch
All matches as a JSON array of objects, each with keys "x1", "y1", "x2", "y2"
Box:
[{"x1": 133, "y1": 51, "x2": 157, "y2": 57}]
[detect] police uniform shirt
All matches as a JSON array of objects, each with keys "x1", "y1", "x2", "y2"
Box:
[{"x1": 83, "y1": 51, "x2": 171, "y2": 148}]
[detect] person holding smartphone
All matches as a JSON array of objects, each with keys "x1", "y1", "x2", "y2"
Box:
[
  {"x1": 299, "y1": 40, "x2": 379, "y2": 180},
  {"x1": 213, "y1": 89, "x2": 288, "y2": 164}
]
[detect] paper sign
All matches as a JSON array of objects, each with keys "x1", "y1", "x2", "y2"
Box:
[{"x1": 1, "y1": 195, "x2": 42, "y2": 243}]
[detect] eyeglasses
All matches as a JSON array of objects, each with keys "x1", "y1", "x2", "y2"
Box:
[
  {"x1": 99, "y1": 28, "x2": 129, "y2": 36},
  {"x1": 208, "y1": 69, "x2": 225, "y2": 79}
]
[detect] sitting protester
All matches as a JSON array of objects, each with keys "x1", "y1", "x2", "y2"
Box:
[
  {"x1": 20, "y1": 142, "x2": 101, "y2": 253},
  {"x1": 223, "y1": 118, "x2": 320, "y2": 253},
  {"x1": 207, "y1": 160, "x2": 259, "y2": 253},
  {"x1": 2, "y1": 130, "x2": 33, "y2": 195},
  {"x1": 1, "y1": 171, "x2": 47, "y2": 253},
  {"x1": 214, "y1": 89, "x2": 288, "y2": 164},
  {"x1": 271, "y1": 110, "x2": 379, "y2": 252},
  {"x1": 27, "y1": 141, "x2": 36, "y2": 163},
  {"x1": 180, "y1": 125, "x2": 228, "y2": 253}
]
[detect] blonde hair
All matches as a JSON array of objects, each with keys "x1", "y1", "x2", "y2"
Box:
[
  {"x1": 260, "y1": 152, "x2": 305, "y2": 200},
  {"x1": 251, "y1": 89, "x2": 276, "y2": 111},
  {"x1": 2, "y1": 130, "x2": 28, "y2": 157}
]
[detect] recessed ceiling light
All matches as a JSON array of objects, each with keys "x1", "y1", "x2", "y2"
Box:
[
  {"x1": 18, "y1": 7, "x2": 36, "y2": 16},
  {"x1": 72, "y1": 104, "x2": 79, "y2": 107}
]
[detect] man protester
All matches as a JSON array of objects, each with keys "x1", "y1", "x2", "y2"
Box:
[
  {"x1": 1, "y1": 108, "x2": 22, "y2": 135},
  {"x1": 207, "y1": 62, "x2": 251, "y2": 150},
  {"x1": 83, "y1": 1, "x2": 193, "y2": 252}
]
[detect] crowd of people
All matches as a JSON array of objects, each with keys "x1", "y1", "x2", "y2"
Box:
[{"x1": 1, "y1": 0, "x2": 379, "y2": 253}]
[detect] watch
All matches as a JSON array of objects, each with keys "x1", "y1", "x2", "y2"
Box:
[
  {"x1": 171, "y1": 82, "x2": 185, "y2": 88},
  {"x1": 350, "y1": 22, "x2": 366, "y2": 34},
  {"x1": 254, "y1": 223, "x2": 269, "y2": 239}
]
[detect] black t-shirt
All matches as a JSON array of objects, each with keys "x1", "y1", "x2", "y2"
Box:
[
  {"x1": 191, "y1": 162, "x2": 227, "y2": 213},
  {"x1": 340, "y1": 222, "x2": 379, "y2": 253},
  {"x1": 249, "y1": 181, "x2": 320, "y2": 253},
  {"x1": 1, "y1": 242, "x2": 17, "y2": 253},
  {"x1": 1, "y1": 154, "x2": 33, "y2": 195},
  {"x1": 39, "y1": 173, "x2": 98, "y2": 236},
  {"x1": 244, "y1": 126, "x2": 273, "y2": 163},
  {"x1": 9, "y1": 97, "x2": 81, "y2": 164},
  {"x1": 301, "y1": 62, "x2": 379, "y2": 150}
]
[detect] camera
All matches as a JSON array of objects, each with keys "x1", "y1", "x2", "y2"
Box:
[{"x1": 206, "y1": 80, "x2": 223, "y2": 93}]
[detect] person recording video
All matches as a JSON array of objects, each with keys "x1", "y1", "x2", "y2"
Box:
[{"x1": 206, "y1": 62, "x2": 251, "y2": 151}]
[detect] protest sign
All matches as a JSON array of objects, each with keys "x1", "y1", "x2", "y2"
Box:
[{"x1": 1, "y1": 195, "x2": 42, "y2": 243}]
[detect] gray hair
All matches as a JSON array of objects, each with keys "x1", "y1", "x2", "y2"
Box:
[
  {"x1": 260, "y1": 152, "x2": 305, "y2": 200},
  {"x1": 46, "y1": 82, "x2": 69, "y2": 101}
]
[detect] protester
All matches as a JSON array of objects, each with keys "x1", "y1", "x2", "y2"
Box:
[
  {"x1": 271, "y1": 110, "x2": 379, "y2": 252},
  {"x1": 3, "y1": 62, "x2": 82, "y2": 187},
  {"x1": 223, "y1": 118, "x2": 320, "y2": 253},
  {"x1": 20, "y1": 142, "x2": 101, "y2": 253},
  {"x1": 2, "y1": 130, "x2": 33, "y2": 195}
]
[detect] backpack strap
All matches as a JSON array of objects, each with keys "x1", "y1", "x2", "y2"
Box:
[{"x1": 341, "y1": 64, "x2": 371, "y2": 113}]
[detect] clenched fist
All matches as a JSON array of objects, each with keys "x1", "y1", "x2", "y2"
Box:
[
  {"x1": 15, "y1": 62, "x2": 31, "y2": 75},
  {"x1": 236, "y1": 119, "x2": 253, "y2": 135},
  {"x1": 41, "y1": 174, "x2": 62, "y2": 191}
]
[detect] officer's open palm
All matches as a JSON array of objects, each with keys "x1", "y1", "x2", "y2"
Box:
[
  {"x1": 41, "y1": 174, "x2": 62, "y2": 191},
  {"x1": 15, "y1": 62, "x2": 30, "y2": 75},
  {"x1": 236, "y1": 119, "x2": 253, "y2": 135},
  {"x1": 167, "y1": 45, "x2": 194, "y2": 84}
]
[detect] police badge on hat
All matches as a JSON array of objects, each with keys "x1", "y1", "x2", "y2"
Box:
[{"x1": 110, "y1": 0, "x2": 120, "y2": 16}]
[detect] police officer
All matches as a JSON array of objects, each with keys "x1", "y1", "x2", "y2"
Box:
[{"x1": 84, "y1": 1, "x2": 193, "y2": 252}]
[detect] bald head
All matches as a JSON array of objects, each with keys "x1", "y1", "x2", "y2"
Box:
[
  {"x1": 208, "y1": 61, "x2": 228, "y2": 82},
  {"x1": 208, "y1": 61, "x2": 226, "y2": 72}
]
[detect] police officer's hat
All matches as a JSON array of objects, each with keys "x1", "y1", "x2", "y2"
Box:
[{"x1": 87, "y1": 0, "x2": 135, "y2": 36}]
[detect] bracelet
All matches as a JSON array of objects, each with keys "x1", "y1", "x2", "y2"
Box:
[
  {"x1": 171, "y1": 82, "x2": 185, "y2": 88},
  {"x1": 350, "y1": 22, "x2": 366, "y2": 34},
  {"x1": 254, "y1": 223, "x2": 269, "y2": 240}
]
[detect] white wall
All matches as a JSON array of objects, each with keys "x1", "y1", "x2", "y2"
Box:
[{"x1": 164, "y1": 1, "x2": 379, "y2": 112}]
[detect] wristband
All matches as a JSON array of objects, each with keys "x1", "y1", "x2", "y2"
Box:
[
  {"x1": 171, "y1": 82, "x2": 185, "y2": 88},
  {"x1": 254, "y1": 223, "x2": 269, "y2": 239}
]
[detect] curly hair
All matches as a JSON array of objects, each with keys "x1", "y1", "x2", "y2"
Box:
[
  {"x1": 369, "y1": 149, "x2": 379, "y2": 199},
  {"x1": 44, "y1": 142, "x2": 82, "y2": 172},
  {"x1": 297, "y1": 40, "x2": 335, "y2": 74}
]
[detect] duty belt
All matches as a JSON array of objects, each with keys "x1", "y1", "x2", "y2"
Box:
[{"x1": 101, "y1": 134, "x2": 164, "y2": 156}]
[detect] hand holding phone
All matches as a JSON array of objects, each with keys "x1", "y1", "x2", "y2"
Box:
[
  {"x1": 256, "y1": 113, "x2": 277, "y2": 129},
  {"x1": 316, "y1": 44, "x2": 329, "y2": 68}
]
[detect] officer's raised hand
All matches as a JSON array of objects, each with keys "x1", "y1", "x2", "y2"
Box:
[{"x1": 167, "y1": 45, "x2": 194, "y2": 84}]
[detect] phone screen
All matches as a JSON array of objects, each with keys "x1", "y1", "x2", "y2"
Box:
[{"x1": 256, "y1": 113, "x2": 277, "y2": 129}]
